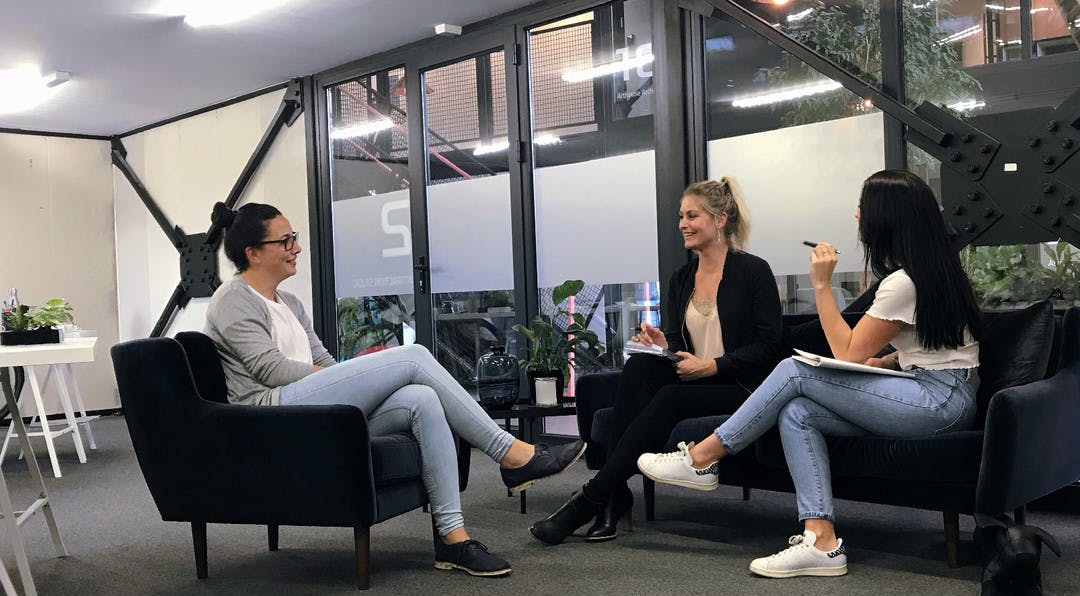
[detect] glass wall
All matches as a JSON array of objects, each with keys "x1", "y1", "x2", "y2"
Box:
[
  {"x1": 327, "y1": 67, "x2": 416, "y2": 359},
  {"x1": 527, "y1": 0, "x2": 659, "y2": 392},
  {"x1": 422, "y1": 50, "x2": 518, "y2": 392},
  {"x1": 705, "y1": 6, "x2": 885, "y2": 314}
]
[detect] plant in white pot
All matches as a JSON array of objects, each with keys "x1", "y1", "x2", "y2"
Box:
[{"x1": 512, "y1": 280, "x2": 601, "y2": 406}]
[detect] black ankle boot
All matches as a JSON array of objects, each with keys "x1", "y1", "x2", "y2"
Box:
[
  {"x1": 585, "y1": 484, "x2": 633, "y2": 542},
  {"x1": 529, "y1": 490, "x2": 602, "y2": 545}
]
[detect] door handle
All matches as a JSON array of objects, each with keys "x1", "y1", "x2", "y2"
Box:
[{"x1": 413, "y1": 256, "x2": 428, "y2": 293}]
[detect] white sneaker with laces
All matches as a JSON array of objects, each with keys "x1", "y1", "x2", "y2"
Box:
[
  {"x1": 636, "y1": 441, "x2": 719, "y2": 491},
  {"x1": 748, "y1": 530, "x2": 848, "y2": 578}
]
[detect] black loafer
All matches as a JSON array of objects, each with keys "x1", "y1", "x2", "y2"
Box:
[
  {"x1": 434, "y1": 539, "x2": 512, "y2": 577},
  {"x1": 501, "y1": 440, "x2": 587, "y2": 494}
]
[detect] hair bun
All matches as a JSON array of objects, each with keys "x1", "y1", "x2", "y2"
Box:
[{"x1": 211, "y1": 202, "x2": 237, "y2": 228}]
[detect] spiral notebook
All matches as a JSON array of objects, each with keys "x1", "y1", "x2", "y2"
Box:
[{"x1": 792, "y1": 349, "x2": 915, "y2": 378}]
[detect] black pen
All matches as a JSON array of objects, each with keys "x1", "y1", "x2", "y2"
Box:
[{"x1": 803, "y1": 240, "x2": 839, "y2": 254}]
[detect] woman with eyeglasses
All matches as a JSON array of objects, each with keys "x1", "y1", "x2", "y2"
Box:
[{"x1": 203, "y1": 202, "x2": 586, "y2": 578}]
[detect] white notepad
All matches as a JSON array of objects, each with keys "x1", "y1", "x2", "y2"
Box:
[{"x1": 792, "y1": 349, "x2": 916, "y2": 378}]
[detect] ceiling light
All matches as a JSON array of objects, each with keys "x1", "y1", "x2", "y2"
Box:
[
  {"x1": 473, "y1": 140, "x2": 510, "y2": 156},
  {"x1": 940, "y1": 25, "x2": 982, "y2": 44},
  {"x1": 330, "y1": 119, "x2": 394, "y2": 139},
  {"x1": 533, "y1": 134, "x2": 562, "y2": 145},
  {"x1": 947, "y1": 99, "x2": 986, "y2": 111},
  {"x1": 562, "y1": 53, "x2": 654, "y2": 83},
  {"x1": 0, "y1": 67, "x2": 64, "y2": 115},
  {"x1": 153, "y1": 0, "x2": 292, "y2": 27},
  {"x1": 787, "y1": 9, "x2": 814, "y2": 22},
  {"x1": 731, "y1": 80, "x2": 842, "y2": 108}
]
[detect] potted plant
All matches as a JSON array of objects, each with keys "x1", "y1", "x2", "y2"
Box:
[
  {"x1": 512, "y1": 280, "x2": 602, "y2": 405},
  {"x1": 1, "y1": 298, "x2": 74, "y2": 346}
]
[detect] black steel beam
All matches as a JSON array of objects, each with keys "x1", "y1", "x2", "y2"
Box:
[
  {"x1": 879, "y1": 0, "x2": 907, "y2": 169},
  {"x1": 110, "y1": 138, "x2": 186, "y2": 248},
  {"x1": 207, "y1": 79, "x2": 303, "y2": 247},
  {"x1": 150, "y1": 282, "x2": 189, "y2": 338}
]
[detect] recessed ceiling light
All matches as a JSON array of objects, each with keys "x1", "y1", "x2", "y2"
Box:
[
  {"x1": 153, "y1": 0, "x2": 293, "y2": 28},
  {"x1": 0, "y1": 67, "x2": 66, "y2": 115}
]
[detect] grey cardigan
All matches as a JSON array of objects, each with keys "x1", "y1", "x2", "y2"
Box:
[{"x1": 204, "y1": 276, "x2": 336, "y2": 406}]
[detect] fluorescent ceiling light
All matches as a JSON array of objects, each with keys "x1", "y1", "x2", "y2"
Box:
[
  {"x1": 562, "y1": 53, "x2": 654, "y2": 83},
  {"x1": 473, "y1": 140, "x2": 510, "y2": 156},
  {"x1": 787, "y1": 9, "x2": 813, "y2": 22},
  {"x1": 940, "y1": 25, "x2": 982, "y2": 44},
  {"x1": 533, "y1": 134, "x2": 562, "y2": 146},
  {"x1": 153, "y1": 0, "x2": 292, "y2": 27},
  {"x1": 0, "y1": 67, "x2": 63, "y2": 115},
  {"x1": 947, "y1": 99, "x2": 985, "y2": 111},
  {"x1": 731, "y1": 80, "x2": 842, "y2": 108},
  {"x1": 330, "y1": 119, "x2": 393, "y2": 139}
]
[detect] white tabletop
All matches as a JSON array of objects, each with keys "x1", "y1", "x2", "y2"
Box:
[{"x1": 0, "y1": 337, "x2": 97, "y2": 368}]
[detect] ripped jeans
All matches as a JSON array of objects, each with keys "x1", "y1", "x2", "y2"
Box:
[{"x1": 713, "y1": 357, "x2": 979, "y2": 522}]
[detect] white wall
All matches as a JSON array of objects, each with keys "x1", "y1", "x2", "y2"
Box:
[
  {"x1": 708, "y1": 112, "x2": 885, "y2": 276},
  {"x1": 0, "y1": 133, "x2": 120, "y2": 412},
  {"x1": 114, "y1": 89, "x2": 311, "y2": 341}
]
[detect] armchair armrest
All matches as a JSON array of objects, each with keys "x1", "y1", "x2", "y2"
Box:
[{"x1": 975, "y1": 370, "x2": 1080, "y2": 515}]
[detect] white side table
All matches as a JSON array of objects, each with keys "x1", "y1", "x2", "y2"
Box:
[
  {"x1": 0, "y1": 338, "x2": 97, "y2": 478},
  {"x1": 0, "y1": 366, "x2": 68, "y2": 596}
]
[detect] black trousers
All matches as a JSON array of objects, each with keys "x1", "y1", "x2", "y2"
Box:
[{"x1": 582, "y1": 355, "x2": 750, "y2": 501}]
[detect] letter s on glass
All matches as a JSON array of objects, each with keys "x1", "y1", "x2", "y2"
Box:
[{"x1": 381, "y1": 199, "x2": 411, "y2": 258}]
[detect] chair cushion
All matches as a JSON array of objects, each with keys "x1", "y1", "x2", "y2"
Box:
[
  {"x1": 753, "y1": 428, "x2": 985, "y2": 483},
  {"x1": 370, "y1": 433, "x2": 423, "y2": 487},
  {"x1": 975, "y1": 301, "x2": 1055, "y2": 428}
]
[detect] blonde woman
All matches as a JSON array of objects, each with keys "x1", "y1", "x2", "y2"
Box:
[{"x1": 530, "y1": 178, "x2": 784, "y2": 545}]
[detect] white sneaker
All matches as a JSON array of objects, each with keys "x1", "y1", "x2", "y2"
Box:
[
  {"x1": 748, "y1": 530, "x2": 848, "y2": 578},
  {"x1": 636, "y1": 441, "x2": 719, "y2": 491}
]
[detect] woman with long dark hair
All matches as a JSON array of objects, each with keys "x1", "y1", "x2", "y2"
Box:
[
  {"x1": 203, "y1": 202, "x2": 585, "y2": 578},
  {"x1": 637, "y1": 170, "x2": 982, "y2": 578}
]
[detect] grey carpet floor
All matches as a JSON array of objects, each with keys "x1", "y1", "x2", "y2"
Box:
[{"x1": 2, "y1": 415, "x2": 1078, "y2": 595}]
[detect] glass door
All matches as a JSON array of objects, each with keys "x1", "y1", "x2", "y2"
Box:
[
  {"x1": 419, "y1": 45, "x2": 519, "y2": 395},
  {"x1": 326, "y1": 67, "x2": 417, "y2": 360}
]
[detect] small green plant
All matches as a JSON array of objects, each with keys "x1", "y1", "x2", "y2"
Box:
[
  {"x1": 2, "y1": 298, "x2": 74, "y2": 332},
  {"x1": 512, "y1": 280, "x2": 602, "y2": 378},
  {"x1": 961, "y1": 242, "x2": 1080, "y2": 306}
]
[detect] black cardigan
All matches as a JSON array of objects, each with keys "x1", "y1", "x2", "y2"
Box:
[{"x1": 663, "y1": 250, "x2": 784, "y2": 390}]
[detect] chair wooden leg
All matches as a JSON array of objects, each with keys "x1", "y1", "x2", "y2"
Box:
[
  {"x1": 267, "y1": 525, "x2": 279, "y2": 551},
  {"x1": 191, "y1": 522, "x2": 208, "y2": 579},
  {"x1": 643, "y1": 476, "x2": 655, "y2": 521},
  {"x1": 354, "y1": 526, "x2": 371, "y2": 590},
  {"x1": 943, "y1": 510, "x2": 960, "y2": 568},
  {"x1": 742, "y1": 486, "x2": 751, "y2": 501}
]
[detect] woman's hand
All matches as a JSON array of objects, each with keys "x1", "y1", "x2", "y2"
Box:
[
  {"x1": 809, "y1": 241, "x2": 839, "y2": 291},
  {"x1": 674, "y1": 352, "x2": 717, "y2": 380},
  {"x1": 863, "y1": 353, "x2": 899, "y2": 370},
  {"x1": 632, "y1": 321, "x2": 668, "y2": 350}
]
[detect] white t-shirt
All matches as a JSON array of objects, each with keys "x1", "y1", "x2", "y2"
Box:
[
  {"x1": 248, "y1": 286, "x2": 313, "y2": 366},
  {"x1": 866, "y1": 269, "x2": 979, "y2": 370}
]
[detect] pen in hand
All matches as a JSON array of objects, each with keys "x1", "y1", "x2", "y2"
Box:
[{"x1": 802, "y1": 240, "x2": 839, "y2": 255}]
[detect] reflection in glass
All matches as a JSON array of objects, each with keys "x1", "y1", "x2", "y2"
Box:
[
  {"x1": 423, "y1": 50, "x2": 518, "y2": 394},
  {"x1": 327, "y1": 67, "x2": 416, "y2": 359},
  {"x1": 705, "y1": 12, "x2": 884, "y2": 314},
  {"x1": 527, "y1": 0, "x2": 659, "y2": 393}
]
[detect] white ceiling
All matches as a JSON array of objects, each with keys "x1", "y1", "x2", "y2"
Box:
[{"x1": 0, "y1": 0, "x2": 541, "y2": 136}]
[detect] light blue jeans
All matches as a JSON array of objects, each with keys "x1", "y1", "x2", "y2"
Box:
[
  {"x1": 279, "y1": 343, "x2": 515, "y2": 535},
  {"x1": 714, "y1": 357, "x2": 979, "y2": 522}
]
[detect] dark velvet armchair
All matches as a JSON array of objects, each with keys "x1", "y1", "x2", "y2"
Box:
[{"x1": 111, "y1": 331, "x2": 467, "y2": 590}]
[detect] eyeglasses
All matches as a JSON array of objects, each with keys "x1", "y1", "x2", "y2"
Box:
[{"x1": 255, "y1": 231, "x2": 299, "y2": 252}]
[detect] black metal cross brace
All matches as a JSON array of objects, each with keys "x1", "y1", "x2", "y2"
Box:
[
  {"x1": 693, "y1": 0, "x2": 1080, "y2": 250},
  {"x1": 111, "y1": 80, "x2": 304, "y2": 337}
]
